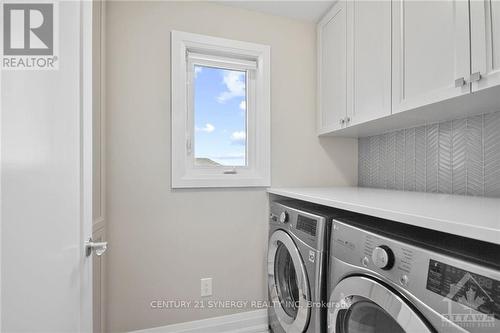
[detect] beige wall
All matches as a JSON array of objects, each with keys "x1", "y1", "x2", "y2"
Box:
[{"x1": 105, "y1": 1, "x2": 357, "y2": 331}]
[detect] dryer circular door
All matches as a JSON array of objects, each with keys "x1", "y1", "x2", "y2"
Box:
[
  {"x1": 268, "y1": 230, "x2": 311, "y2": 333},
  {"x1": 328, "y1": 276, "x2": 433, "y2": 333}
]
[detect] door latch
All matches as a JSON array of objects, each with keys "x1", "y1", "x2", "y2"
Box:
[{"x1": 85, "y1": 237, "x2": 108, "y2": 257}]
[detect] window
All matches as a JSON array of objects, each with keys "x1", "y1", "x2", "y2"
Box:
[
  {"x1": 192, "y1": 63, "x2": 248, "y2": 167},
  {"x1": 171, "y1": 31, "x2": 270, "y2": 188}
]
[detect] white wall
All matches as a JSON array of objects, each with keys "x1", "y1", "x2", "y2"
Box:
[{"x1": 105, "y1": 1, "x2": 357, "y2": 332}]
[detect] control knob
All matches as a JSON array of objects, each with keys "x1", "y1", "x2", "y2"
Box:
[
  {"x1": 279, "y1": 211, "x2": 289, "y2": 223},
  {"x1": 371, "y1": 245, "x2": 395, "y2": 270}
]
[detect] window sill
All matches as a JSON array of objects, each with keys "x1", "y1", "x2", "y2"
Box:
[{"x1": 172, "y1": 175, "x2": 270, "y2": 189}]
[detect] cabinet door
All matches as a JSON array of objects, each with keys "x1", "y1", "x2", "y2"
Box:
[
  {"x1": 317, "y1": 2, "x2": 347, "y2": 133},
  {"x1": 470, "y1": 0, "x2": 500, "y2": 91},
  {"x1": 348, "y1": 1, "x2": 391, "y2": 125},
  {"x1": 392, "y1": 0, "x2": 471, "y2": 114}
]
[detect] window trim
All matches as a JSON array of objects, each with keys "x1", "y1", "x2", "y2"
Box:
[{"x1": 171, "y1": 30, "x2": 271, "y2": 188}]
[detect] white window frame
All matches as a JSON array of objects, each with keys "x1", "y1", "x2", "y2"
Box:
[{"x1": 171, "y1": 30, "x2": 271, "y2": 188}]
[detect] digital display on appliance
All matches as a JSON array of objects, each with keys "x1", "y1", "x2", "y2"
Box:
[
  {"x1": 296, "y1": 215, "x2": 317, "y2": 236},
  {"x1": 426, "y1": 259, "x2": 500, "y2": 320}
]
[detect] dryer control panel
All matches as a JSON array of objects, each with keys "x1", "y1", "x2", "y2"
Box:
[
  {"x1": 331, "y1": 220, "x2": 500, "y2": 328},
  {"x1": 426, "y1": 259, "x2": 500, "y2": 320},
  {"x1": 332, "y1": 221, "x2": 416, "y2": 288}
]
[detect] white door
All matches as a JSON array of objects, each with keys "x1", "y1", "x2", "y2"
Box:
[
  {"x1": 347, "y1": 0, "x2": 391, "y2": 126},
  {"x1": 392, "y1": 0, "x2": 471, "y2": 114},
  {"x1": 317, "y1": 1, "x2": 348, "y2": 134},
  {"x1": 1, "y1": 1, "x2": 95, "y2": 331},
  {"x1": 470, "y1": 0, "x2": 500, "y2": 91}
]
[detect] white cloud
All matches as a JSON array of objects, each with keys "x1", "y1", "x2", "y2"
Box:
[
  {"x1": 194, "y1": 66, "x2": 202, "y2": 78},
  {"x1": 196, "y1": 123, "x2": 215, "y2": 133},
  {"x1": 230, "y1": 131, "x2": 246, "y2": 145},
  {"x1": 239, "y1": 100, "x2": 246, "y2": 110},
  {"x1": 217, "y1": 71, "x2": 245, "y2": 103}
]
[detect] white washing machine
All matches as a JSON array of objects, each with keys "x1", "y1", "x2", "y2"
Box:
[{"x1": 327, "y1": 216, "x2": 500, "y2": 333}]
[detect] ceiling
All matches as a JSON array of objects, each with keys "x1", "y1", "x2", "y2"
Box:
[{"x1": 218, "y1": 1, "x2": 336, "y2": 22}]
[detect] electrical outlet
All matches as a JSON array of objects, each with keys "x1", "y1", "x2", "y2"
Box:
[{"x1": 200, "y1": 278, "x2": 212, "y2": 297}]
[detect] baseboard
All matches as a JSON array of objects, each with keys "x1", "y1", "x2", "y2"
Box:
[{"x1": 130, "y1": 309, "x2": 269, "y2": 333}]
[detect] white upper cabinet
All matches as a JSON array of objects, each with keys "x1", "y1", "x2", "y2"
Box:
[
  {"x1": 347, "y1": 1, "x2": 391, "y2": 125},
  {"x1": 317, "y1": 1, "x2": 347, "y2": 134},
  {"x1": 470, "y1": 0, "x2": 500, "y2": 91},
  {"x1": 318, "y1": 1, "x2": 391, "y2": 133},
  {"x1": 317, "y1": 0, "x2": 500, "y2": 137},
  {"x1": 392, "y1": 0, "x2": 471, "y2": 114}
]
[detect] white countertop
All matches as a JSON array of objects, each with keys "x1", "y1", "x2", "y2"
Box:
[{"x1": 267, "y1": 187, "x2": 500, "y2": 245}]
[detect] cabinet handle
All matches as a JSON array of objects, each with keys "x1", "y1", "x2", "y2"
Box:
[
  {"x1": 454, "y1": 77, "x2": 466, "y2": 88},
  {"x1": 346, "y1": 116, "x2": 351, "y2": 124},
  {"x1": 339, "y1": 118, "x2": 345, "y2": 126},
  {"x1": 470, "y1": 72, "x2": 482, "y2": 82}
]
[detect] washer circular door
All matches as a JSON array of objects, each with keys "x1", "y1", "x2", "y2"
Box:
[
  {"x1": 268, "y1": 230, "x2": 311, "y2": 333},
  {"x1": 328, "y1": 276, "x2": 433, "y2": 333}
]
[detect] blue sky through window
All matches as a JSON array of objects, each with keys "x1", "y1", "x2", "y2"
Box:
[{"x1": 194, "y1": 65, "x2": 247, "y2": 166}]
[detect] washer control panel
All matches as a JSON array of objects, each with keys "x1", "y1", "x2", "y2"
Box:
[
  {"x1": 270, "y1": 202, "x2": 329, "y2": 251},
  {"x1": 279, "y1": 211, "x2": 289, "y2": 223}
]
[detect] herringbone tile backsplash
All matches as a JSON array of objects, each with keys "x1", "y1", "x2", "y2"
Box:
[{"x1": 358, "y1": 111, "x2": 500, "y2": 197}]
